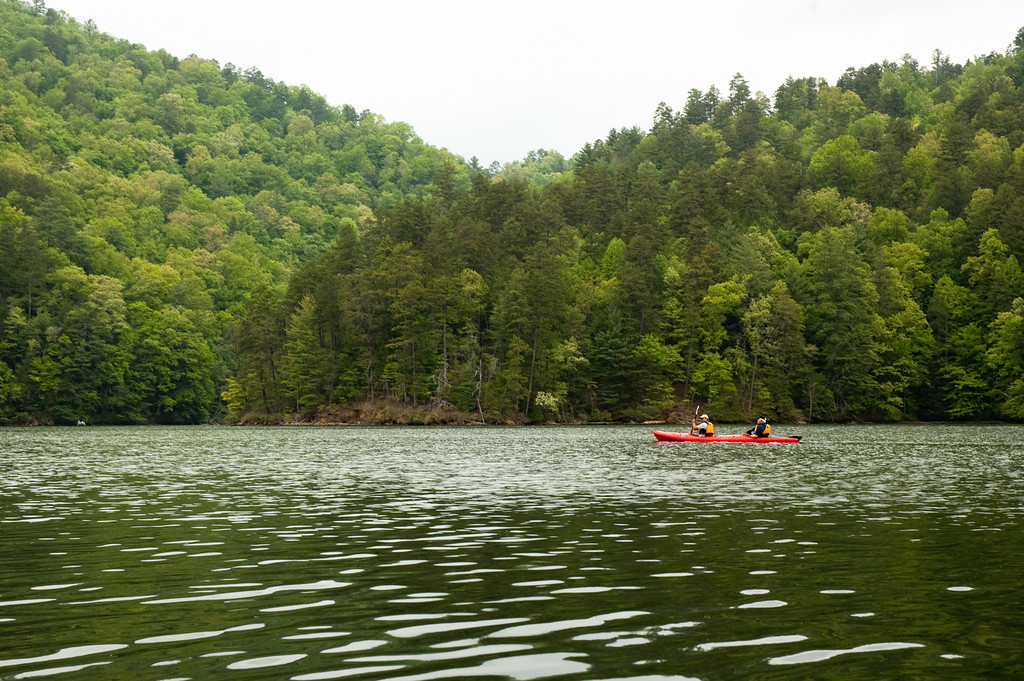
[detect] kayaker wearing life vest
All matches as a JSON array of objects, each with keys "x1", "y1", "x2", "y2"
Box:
[
  {"x1": 692, "y1": 413, "x2": 714, "y2": 436},
  {"x1": 746, "y1": 417, "x2": 771, "y2": 437}
]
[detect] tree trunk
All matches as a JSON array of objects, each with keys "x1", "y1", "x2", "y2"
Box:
[
  {"x1": 747, "y1": 354, "x2": 758, "y2": 415},
  {"x1": 475, "y1": 354, "x2": 484, "y2": 422},
  {"x1": 525, "y1": 331, "x2": 538, "y2": 416}
]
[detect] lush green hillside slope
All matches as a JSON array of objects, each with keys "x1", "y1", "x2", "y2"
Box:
[
  {"x1": 2, "y1": 0, "x2": 1023, "y2": 424},
  {"x1": 0, "y1": 0, "x2": 462, "y2": 423}
]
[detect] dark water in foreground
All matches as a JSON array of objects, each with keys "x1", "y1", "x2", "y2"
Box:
[{"x1": 1, "y1": 424, "x2": 1022, "y2": 680}]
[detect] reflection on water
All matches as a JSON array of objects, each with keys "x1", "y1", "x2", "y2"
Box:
[{"x1": 1, "y1": 424, "x2": 1022, "y2": 680}]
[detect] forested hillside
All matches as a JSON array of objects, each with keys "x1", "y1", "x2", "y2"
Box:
[
  {"x1": 1, "y1": 0, "x2": 1023, "y2": 425},
  {"x1": 0, "y1": 0, "x2": 463, "y2": 423}
]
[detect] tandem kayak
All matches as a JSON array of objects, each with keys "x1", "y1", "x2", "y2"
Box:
[{"x1": 653, "y1": 430, "x2": 802, "y2": 443}]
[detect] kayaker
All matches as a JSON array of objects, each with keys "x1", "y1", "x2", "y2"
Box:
[
  {"x1": 691, "y1": 413, "x2": 714, "y2": 437},
  {"x1": 745, "y1": 417, "x2": 771, "y2": 438}
]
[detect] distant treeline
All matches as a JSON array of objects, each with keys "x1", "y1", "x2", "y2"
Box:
[{"x1": 1, "y1": 0, "x2": 1022, "y2": 424}]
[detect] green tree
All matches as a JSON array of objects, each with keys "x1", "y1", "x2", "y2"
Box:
[
  {"x1": 926, "y1": 276, "x2": 989, "y2": 418},
  {"x1": 226, "y1": 284, "x2": 285, "y2": 418},
  {"x1": 742, "y1": 281, "x2": 807, "y2": 419},
  {"x1": 281, "y1": 294, "x2": 330, "y2": 414},
  {"x1": 444, "y1": 268, "x2": 487, "y2": 418},
  {"x1": 800, "y1": 227, "x2": 882, "y2": 419},
  {"x1": 808, "y1": 134, "x2": 880, "y2": 200},
  {"x1": 32, "y1": 271, "x2": 130, "y2": 423},
  {"x1": 627, "y1": 334, "x2": 679, "y2": 420},
  {"x1": 125, "y1": 303, "x2": 216, "y2": 423},
  {"x1": 689, "y1": 280, "x2": 745, "y2": 410},
  {"x1": 379, "y1": 240, "x2": 434, "y2": 406},
  {"x1": 987, "y1": 298, "x2": 1024, "y2": 418},
  {"x1": 872, "y1": 259, "x2": 934, "y2": 419},
  {"x1": 0, "y1": 199, "x2": 51, "y2": 316},
  {"x1": 962, "y1": 229, "x2": 1024, "y2": 322},
  {"x1": 661, "y1": 255, "x2": 706, "y2": 399},
  {"x1": 589, "y1": 307, "x2": 630, "y2": 417}
]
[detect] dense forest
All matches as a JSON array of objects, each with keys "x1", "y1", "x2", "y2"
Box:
[{"x1": 1, "y1": 0, "x2": 1023, "y2": 425}]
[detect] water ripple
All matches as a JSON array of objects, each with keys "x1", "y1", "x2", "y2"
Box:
[
  {"x1": 143, "y1": 579, "x2": 350, "y2": 604},
  {"x1": 372, "y1": 652, "x2": 588, "y2": 681},
  {"x1": 226, "y1": 653, "x2": 307, "y2": 669},
  {"x1": 768, "y1": 641, "x2": 926, "y2": 665},
  {"x1": 388, "y1": 618, "x2": 530, "y2": 638},
  {"x1": 135, "y1": 623, "x2": 263, "y2": 644},
  {"x1": 293, "y1": 665, "x2": 406, "y2": 680},
  {"x1": 0, "y1": 644, "x2": 128, "y2": 669},
  {"x1": 13, "y1": 660, "x2": 113, "y2": 678},
  {"x1": 1, "y1": 424, "x2": 1021, "y2": 680},
  {"x1": 489, "y1": 611, "x2": 649, "y2": 638},
  {"x1": 349, "y1": 643, "x2": 534, "y2": 663},
  {"x1": 695, "y1": 634, "x2": 808, "y2": 651}
]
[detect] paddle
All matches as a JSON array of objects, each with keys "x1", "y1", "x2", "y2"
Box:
[{"x1": 745, "y1": 416, "x2": 759, "y2": 436}]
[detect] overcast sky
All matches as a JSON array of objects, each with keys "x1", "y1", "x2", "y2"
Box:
[{"x1": 45, "y1": 0, "x2": 1024, "y2": 165}]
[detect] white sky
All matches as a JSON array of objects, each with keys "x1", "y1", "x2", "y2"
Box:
[{"x1": 45, "y1": 0, "x2": 1024, "y2": 165}]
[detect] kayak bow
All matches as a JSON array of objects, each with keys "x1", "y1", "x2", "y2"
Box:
[{"x1": 653, "y1": 430, "x2": 802, "y2": 443}]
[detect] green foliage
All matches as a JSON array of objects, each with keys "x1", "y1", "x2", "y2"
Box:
[
  {"x1": 0, "y1": 0, "x2": 459, "y2": 423},
  {"x1": 987, "y1": 298, "x2": 1024, "y2": 417},
  {"x1": 800, "y1": 227, "x2": 883, "y2": 418},
  {"x1": 2, "y1": 2, "x2": 1023, "y2": 423}
]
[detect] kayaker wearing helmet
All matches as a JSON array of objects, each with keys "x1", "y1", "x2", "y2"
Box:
[
  {"x1": 746, "y1": 416, "x2": 771, "y2": 437},
  {"x1": 691, "y1": 413, "x2": 714, "y2": 437}
]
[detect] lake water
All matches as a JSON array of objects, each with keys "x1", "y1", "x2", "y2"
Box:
[{"x1": 1, "y1": 424, "x2": 1022, "y2": 680}]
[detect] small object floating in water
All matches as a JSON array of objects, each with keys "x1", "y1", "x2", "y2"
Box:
[{"x1": 653, "y1": 430, "x2": 801, "y2": 443}]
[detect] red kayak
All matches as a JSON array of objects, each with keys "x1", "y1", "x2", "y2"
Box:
[{"x1": 653, "y1": 430, "x2": 802, "y2": 443}]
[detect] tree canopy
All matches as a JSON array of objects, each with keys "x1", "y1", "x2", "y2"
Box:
[{"x1": 1, "y1": 0, "x2": 1023, "y2": 424}]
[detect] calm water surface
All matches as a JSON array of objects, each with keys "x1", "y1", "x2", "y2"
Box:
[{"x1": 1, "y1": 424, "x2": 1022, "y2": 680}]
